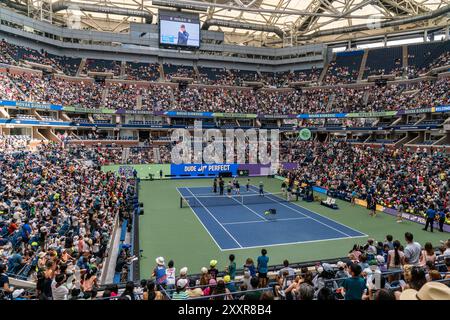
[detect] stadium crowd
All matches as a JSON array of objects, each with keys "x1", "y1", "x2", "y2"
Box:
[
  {"x1": 279, "y1": 140, "x2": 450, "y2": 224},
  {"x1": 77, "y1": 235, "x2": 450, "y2": 300},
  {"x1": 0, "y1": 138, "x2": 136, "y2": 300},
  {"x1": 1, "y1": 70, "x2": 448, "y2": 114}
]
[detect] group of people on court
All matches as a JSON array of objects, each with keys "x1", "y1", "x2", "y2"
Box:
[
  {"x1": 212, "y1": 177, "x2": 265, "y2": 196},
  {"x1": 280, "y1": 180, "x2": 310, "y2": 202}
]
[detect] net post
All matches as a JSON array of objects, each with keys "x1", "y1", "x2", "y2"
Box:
[{"x1": 180, "y1": 196, "x2": 183, "y2": 208}]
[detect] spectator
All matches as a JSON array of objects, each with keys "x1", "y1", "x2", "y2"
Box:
[
  {"x1": 143, "y1": 281, "x2": 163, "y2": 300},
  {"x1": 243, "y1": 277, "x2": 262, "y2": 300},
  {"x1": 153, "y1": 257, "x2": 167, "y2": 287},
  {"x1": 419, "y1": 242, "x2": 436, "y2": 267},
  {"x1": 244, "y1": 258, "x2": 256, "y2": 277},
  {"x1": 226, "y1": 254, "x2": 236, "y2": 280},
  {"x1": 404, "y1": 232, "x2": 422, "y2": 266},
  {"x1": 211, "y1": 279, "x2": 232, "y2": 300},
  {"x1": 341, "y1": 263, "x2": 366, "y2": 300},
  {"x1": 257, "y1": 249, "x2": 269, "y2": 287},
  {"x1": 374, "y1": 288, "x2": 396, "y2": 301},
  {"x1": 399, "y1": 281, "x2": 450, "y2": 300},
  {"x1": 120, "y1": 281, "x2": 136, "y2": 300},
  {"x1": 278, "y1": 259, "x2": 296, "y2": 278},
  {"x1": 51, "y1": 274, "x2": 68, "y2": 300},
  {"x1": 166, "y1": 260, "x2": 176, "y2": 290},
  {"x1": 208, "y1": 260, "x2": 219, "y2": 280}
]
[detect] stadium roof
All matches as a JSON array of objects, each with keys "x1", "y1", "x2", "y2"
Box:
[{"x1": 7, "y1": 0, "x2": 450, "y2": 46}]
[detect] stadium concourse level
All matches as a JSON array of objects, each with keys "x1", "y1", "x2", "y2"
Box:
[
  {"x1": 1, "y1": 71, "x2": 450, "y2": 115},
  {"x1": 0, "y1": 39, "x2": 449, "y2": 115}
]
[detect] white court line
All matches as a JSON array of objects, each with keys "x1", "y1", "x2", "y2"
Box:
[
  {"x1": 249, "y1": 185, "x2": 368, "y2": 237},
  {"x1": 276, "y1": 187, "x2": 368, "y2": 236},
  {"x1": 248, "y1": 185, "x2": 362, "y2": 238},
  {"x1": 176, "y1": 187, "x2": 226, "y2": 251},
  {"x1": 184, "y1": 187, "x2": 244, "y2": 248},
  {"x1": 222, "y1": 216, "x2": 310, "y2": 226},
  {"x1": 219, "y1": 234, "x2": 368, "y2": 251},
  {"x1": 228, "y1": 195, "x2": 269, "y2": 222}
]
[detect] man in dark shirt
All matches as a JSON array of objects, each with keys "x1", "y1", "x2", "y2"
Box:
[
  {"x1": 219, "y1": 178, "x2": 224, "y2": 195},
  {"x1": 177, "y1": 25, "x2": 189, "y2": 45},
  {"x1": 423, "y1": 204, "x2": 436, "y2": 232},
  {"x1": 244, "y1": 277, "x2": 262, "y2": 300},
  {"x1": 0, "y1": 264, "x2": 13, "y2": 298},
  {"x1": 438, "y1": 209, "x2": 446, "y2": 232}
]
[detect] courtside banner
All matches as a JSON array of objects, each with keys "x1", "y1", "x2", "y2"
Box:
[
  {"x1": 0, "y1": 100, "x2": 62, "y2": 110},
  {"x1": 170, "y1": 163, "x2": 239, "y2": 176}
]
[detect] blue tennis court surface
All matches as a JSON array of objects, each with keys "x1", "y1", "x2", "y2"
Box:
[{"x1": 177, "y1": 185, "x2": 367, "y2": 250}]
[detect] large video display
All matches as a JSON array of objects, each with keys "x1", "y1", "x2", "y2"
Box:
[{"x1": 159, "y1": 11, "x2": 200, "y2": 48}]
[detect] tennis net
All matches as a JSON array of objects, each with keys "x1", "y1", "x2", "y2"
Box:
[{"x1": 180, "y1": 192, "x2": 297, "y2": 208}]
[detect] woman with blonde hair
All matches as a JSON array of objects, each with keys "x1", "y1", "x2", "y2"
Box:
[{"x1": 198, "y1": 267, "x2": 210, "y2": 286}]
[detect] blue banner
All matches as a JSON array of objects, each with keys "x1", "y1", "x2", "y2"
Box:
[
  {"x1": 170, "y1": 163, "x2": 239, "y2": 176},
  {"x1": 0, "y1": 100, "x2": 63, "y2": 110}
]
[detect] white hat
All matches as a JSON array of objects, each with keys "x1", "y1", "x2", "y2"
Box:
[
  {"x1": 201, "y1": 267, "x2": 208, "y2": 274},
  {"x1": 155, "y1": 257, "x2": 165, "y2": 265},
  {"x1": 177, "y1": 278, "x2": 188, "y2": 289},
  {"x1": 376, "y1": 255, "x2": 385, "y2": 264},
  {"x1": 180, "y1": 267, "x2": 188, "y2": 275}
]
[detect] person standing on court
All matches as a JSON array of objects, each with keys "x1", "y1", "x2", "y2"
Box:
[
  {"x1": 423, "y1": 203, "x2": 436, "y2": 232},
  {"x1": 213, "y1": 178, "x2": 217, "y2": 193},
  {"x1": 219, "y1": 178, "x2": 224, "y2": 195},
  {"x1": 438, "y1": 209, "x2": 446, "y2": 232},
  {"x1": 257, "y1": 249, "x2": 269, "y2": 288},
  {"x1": 227, "y1": 181, "x2": 232, "y2": 196},
  {"x1": 295, "y1": 186, "x2": 301, "y2": 201},
  {"x1": 259, "y1": 181, "x2": 264, "y2": 196},
  {"x1": 235, "y1": 180, "x2": 240, "y2": 195},
  {"x1": 246, "y1": 179, "x2": 250, "y2": 192},
  {"x1": 159, "y1": 169, "x2": 163, "y2": 180}
]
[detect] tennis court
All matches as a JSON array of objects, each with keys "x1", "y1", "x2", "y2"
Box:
[{"x1": 177, "y1": 185, "x2": 367, "y2": 250}]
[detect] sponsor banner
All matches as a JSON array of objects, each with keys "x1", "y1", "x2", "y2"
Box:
[
  {"x1": 0, "y1": 100, "x2": 62, "y2": 111},
  {"x1": 0, "y1": 119, "x2": 71, "y2": 126},
  {"x1": 312, "y1": 186, "x2": 328, "y2": 194},
  {"x1": 346, "y1": 111, "x2": 397, "y2": 118},
  {"x1": 213, "y1": 113, "x2": 257, "y2": 119},
  {"x1": 63, "y1": 106, "x2": 115, "y2": 114},
  {"x1": 237, "y1": 163, "x2": 270, "y2": 176},
  {"x1": 170, "y1": 163, "x2": 238, "y2": 176},
  {"x1": 121, "y1": 124, "x2": 170, "y2": 129},
  {"x1": 2, "y1": 100, "x2": 450, "y2": 119},
  {"x1": 353, "y1": 198, "x2": 449, "y2": 230},
  {"x1": 164, "y1": 111, "x2": 213, "y2": 118},
  {"x1": 259, "y1": 114, "x2": 295, "y2": 119},
  {"x1": 435, "y1": 105, "x2": 450, "y2": 113},
  {"x1": 383, "y1": 207, "x2": 449, "y2": 231},
  {"x1": 116, "y1": 109, "x2": 155, "y2": 115},
  {"x1": 0, "y1": 100, "x2": 16, "y2": 107},
  {"x1": 297, "y1": 113, "x2": 342, "y2": 119},
  {"x1": 402, "y1": 107, "x2": 433, "y2": 115}
]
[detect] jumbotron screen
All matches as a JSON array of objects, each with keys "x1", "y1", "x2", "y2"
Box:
[{"x1": 159, "y1": 10, "x2": 200, "y2": 48}]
